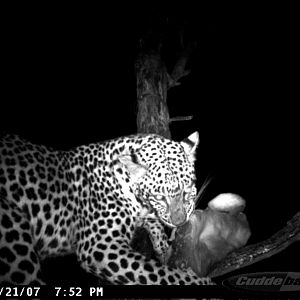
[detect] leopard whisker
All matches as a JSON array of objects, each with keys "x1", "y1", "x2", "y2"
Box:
[{"x1": 194, "y1": 176, "x2": 213, "y2": 208}]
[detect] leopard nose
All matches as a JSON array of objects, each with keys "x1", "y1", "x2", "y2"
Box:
[
  {"x1": 170, "y1": 207, "x2": 187, "y2": 226},
  {"x1": 171, "y1": 216, "x2": 186, "y2": 226}
]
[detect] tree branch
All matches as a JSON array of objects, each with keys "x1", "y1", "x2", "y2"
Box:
[
  {"x1": 168, "y1": 43, "x2": 194, "y2": 89},
  {"x1": 208, "y1": 211, "x2": 300, "y2": 278},
  {"x1": 170, "y1": 115, "x2": 193, "y2": 122}
]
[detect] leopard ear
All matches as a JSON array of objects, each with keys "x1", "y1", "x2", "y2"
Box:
[
  {"x1": 180, "y1": 131, "x2": 199, "y2": 163},
  {"x1": 118, "y1": 154, "x2": 148, "y2": 182}
]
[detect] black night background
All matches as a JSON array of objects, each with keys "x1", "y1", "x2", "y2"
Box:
[{"x1": 1, "y1": 4, "x2": 299, "y2": 285}]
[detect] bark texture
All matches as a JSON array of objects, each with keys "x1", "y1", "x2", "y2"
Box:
[{"x1": 135, "y1": 51, "x2": 171, "y2": 138}]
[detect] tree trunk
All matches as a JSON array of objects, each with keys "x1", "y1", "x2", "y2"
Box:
[
  {"x1": 135, "y1": 51, "x2": 171, "y2": 139},
  {"x1": 133, "y1": 45, "x2": 300, "y2": 278}
]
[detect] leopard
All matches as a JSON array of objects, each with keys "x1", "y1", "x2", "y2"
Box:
[{"x1": 0, "y1": 131, "x2": 213, "y2": 285}]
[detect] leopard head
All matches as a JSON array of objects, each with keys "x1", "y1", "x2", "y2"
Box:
[{"x1": 119, "y1": 132, "x2": 199, "y2": 228}]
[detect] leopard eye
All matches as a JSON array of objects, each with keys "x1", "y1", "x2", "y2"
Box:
[
  {"x1": 184, "y1": 187, "x2": 193, "y2": 195},
  {"x1": 183, "y1": 187, "x2": 194, "y2": 201},
  {"x1": 184, "y1": 192, "x2": 191, "y2": 201},
  {"x1": 154, "y1": 194, "x2": 164, "y2": 201}
]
